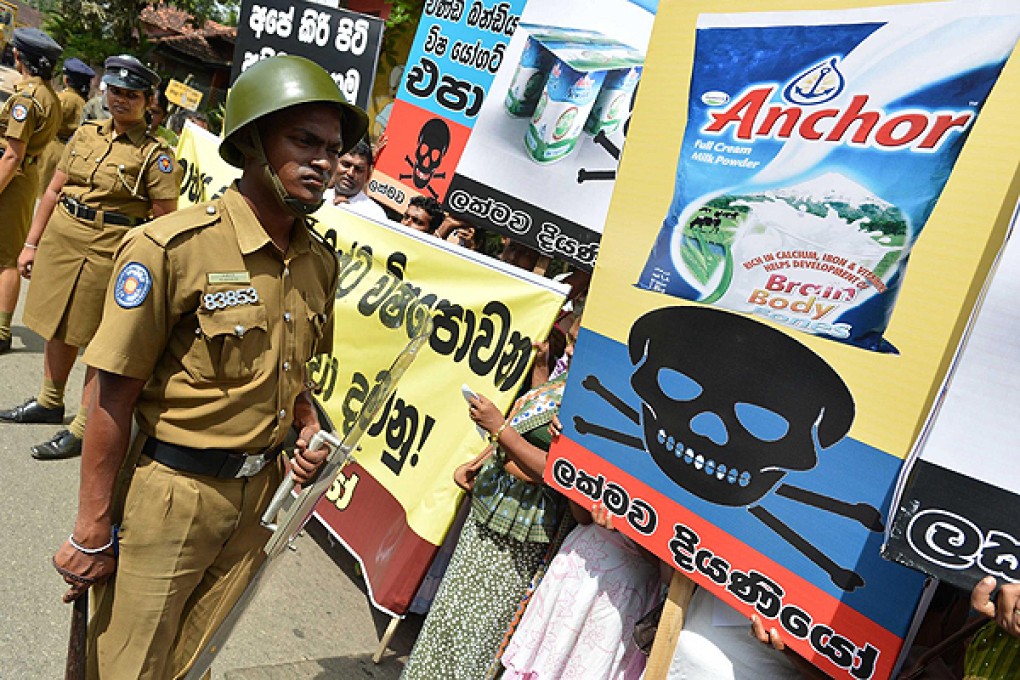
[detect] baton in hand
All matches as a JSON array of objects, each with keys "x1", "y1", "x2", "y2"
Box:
[{"x1": 65, "y1": 590, "x2": 87, "y2": 680}]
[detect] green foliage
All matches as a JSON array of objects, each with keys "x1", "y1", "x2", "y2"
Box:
[
  {"x1": 175, "y1": 0, "x2": 238, "y2": 27},
  {"x1": 41, "y1": 0, "x2": 108, "y2": 66},
  {"x1": 380, "y1": 0, "x2": 423, "y2": 70},
  {"x1": 40, "y1": 0, "x2": 238, "y2": 67},
  {"x1": 206, "y1": 102, "x2": 225, "y2": 135}
]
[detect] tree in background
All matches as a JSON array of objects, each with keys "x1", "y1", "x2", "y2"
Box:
[
  {"x1": 380, "y1": 0, "x2": 422, "y2": 71},
  {"x1": 31, "y1": 0, "x2": 238, "y2": 67}
]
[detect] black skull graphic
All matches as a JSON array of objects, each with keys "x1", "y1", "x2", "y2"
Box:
[
  {"x1": 574, "y1": 305, "x2": 880, "y2": 592},
  {"x1": 629, "y1": 306, "x2": 855, "y2": 507},
  {"x1": 401, "y1": 118, "x2": 450, "y2": 198}
]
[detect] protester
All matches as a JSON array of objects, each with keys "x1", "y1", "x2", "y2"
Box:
[
  {"x1": 183, "y1": 110, "x2": 209, "y2": 131},
  {"x1": 400, "y1": 194, "x2": 444, "y2": 233},
  {"x1": 0, "y1": 55, "x2": 179, "y2": 460},
  {"x1": 322, "y1": 138, "x2": 387, "y2": 221},
  {"x1": 147, "y1": 88, "x2": 178, "y2": 146},
  {"x1": 500, "y1": 502, "x2": 664, "y2": 679},
  {"x1": 500, "y1": 238, "x2": 541, "y2": 271},
  {"x1": 965, "y1": 578, "x2": 1020, "y2": 678},
  {"x1": 400, "y1": 313, "x2": 582, "y2": 680},
  {"x1": 168, "y1": 109, "x2": 210, "y2": 136},
  {"x1": 49, "y1": 54, "x2": 368, "y2": 679},
  {"x1": 665, "y1": 587, "x2": 809, "y2": 680},
  {"x1": 437, "y1": 213, "x2": 476, "y2": 249},
  {"x1": 37, "y1": 57, "x2": 94, "y2": 199},
  {"x1": 0, "y1": 27, "x2": 62, "y2": 354}
]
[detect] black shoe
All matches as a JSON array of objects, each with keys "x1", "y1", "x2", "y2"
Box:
[
  {"x1": 0, "y1": 397, "x2": 65, "y2": 424},
  {"x1": 0, "y1": 336, "x2": 10, "y2": 353},
  {"x1": 31, "y1": 430, "x2": 82, "y2": 460}
]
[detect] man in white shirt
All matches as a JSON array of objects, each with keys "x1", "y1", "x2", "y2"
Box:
[{"x1": 323, "y1": 139, "x2": 388, "y2": 221}]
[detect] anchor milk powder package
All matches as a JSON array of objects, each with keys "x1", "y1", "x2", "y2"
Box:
[{"x1": 636, "y1": 0, "x2": 1020, "y2": 352}]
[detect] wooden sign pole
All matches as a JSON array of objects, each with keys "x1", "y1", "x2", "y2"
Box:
[{"x1": 644, "y1": 572, "x2": 696, "y2": 679}]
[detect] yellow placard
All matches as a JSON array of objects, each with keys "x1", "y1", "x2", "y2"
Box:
[
  {"x1": 166, "y1": 79, "x2": 203, "y2": 112},
  {"x1": 175, "y1": 125, "x2": 568, "y2": 544}
]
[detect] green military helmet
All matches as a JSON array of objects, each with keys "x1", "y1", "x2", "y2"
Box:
[{"x1": 220, "y1": 55, "x2": 369, "y2": 168}]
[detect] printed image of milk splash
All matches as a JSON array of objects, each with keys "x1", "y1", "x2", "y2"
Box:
[{"x1": 636, "y1": 0, "x2": 1020, "y2": 352}]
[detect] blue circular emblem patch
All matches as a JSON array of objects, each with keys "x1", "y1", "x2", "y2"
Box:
[
  {"x1": 114, "y1": 262, "x2": 152, "y2": 309},
  {"x1": 11, "y1": 103, "x2": 28, "y2": 122},
  {"x1": 156, "y1": 154, "x2": 173, "y2": 173}
]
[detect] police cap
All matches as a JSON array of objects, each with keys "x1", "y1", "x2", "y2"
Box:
[
  {"x1": 11, "y1": 28, "x2": 62, "y2": 63},
  {"x1": 102, "y1": 55, "x2": 160, "y2": 92},
  {"x1": 63, "y1": 57, "x2": 96, "y2": 80}
]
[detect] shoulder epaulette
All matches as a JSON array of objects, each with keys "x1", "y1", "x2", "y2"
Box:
[
  {"x1": 15, "y1": 86, "x2": 45, "y2": 114},
  {"x1": 143, "y1": 201, "x2": 222, "y2": 248}
]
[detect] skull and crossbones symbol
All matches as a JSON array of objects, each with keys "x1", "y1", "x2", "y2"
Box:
[
  {"x1": 400, "y1": 118, "x2": 450, "y2": 199},
  {"x1": 575, "y1": 306, "x2": 884, "y2": 591}
]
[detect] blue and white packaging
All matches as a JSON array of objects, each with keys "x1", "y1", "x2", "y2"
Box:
[{"x1": 636, "y1": 0, "x2": 1020, "y2": 352}]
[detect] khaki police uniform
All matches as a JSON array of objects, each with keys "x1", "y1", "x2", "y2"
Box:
[
  {"x1": 23, "y1": 118, "x2": 180, "y2": 346},
  {"x1": 36, "y1": 87, "x2": 86, "y2": 198},
  {"x1": 0, "y1": 75, "x2": 59, "y2": 268},
  {"x1": 81, "y1": 185, "x2": 338, "y2": 679}
]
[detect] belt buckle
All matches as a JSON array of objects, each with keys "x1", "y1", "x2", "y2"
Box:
[{"x1": 235, "y1": 453, "x2": 268, "y2": 478}]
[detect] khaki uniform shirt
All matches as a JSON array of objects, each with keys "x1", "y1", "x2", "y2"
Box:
[
  {"x1": 0, "y1": 75, "x2": 60, "y2": 160},
  {"x1": 84, "y1": 186, "x2": 339, "y2": 451},
  {"x1": 0, "y1": 76, "x2": 60, "y2": 266},
  {"x1": 59, "y1": 118, "x2": 180, "y2": 221},
  {"x1": 56, "y1": 89, "x2": 86, "y2": 142}
]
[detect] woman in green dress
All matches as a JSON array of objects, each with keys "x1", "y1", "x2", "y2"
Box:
[{"x1": 401, "y1": 315, "x2": 580, "y2": 680}]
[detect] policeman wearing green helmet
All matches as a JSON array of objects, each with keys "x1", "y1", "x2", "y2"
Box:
[
  {"x1": 220, "y1": 54, "x2": 369, "y2": 216},
  {"x1": 50, "y1": 55, "x2": 367, "y2": 678}
]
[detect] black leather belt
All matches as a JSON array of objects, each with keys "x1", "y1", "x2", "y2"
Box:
[
  {"x1": 61, "y1": 195, "x2": 141, "y2": 227},
  {"x1": 142, "y1": 437, "x2": 281, "y2": 479}
]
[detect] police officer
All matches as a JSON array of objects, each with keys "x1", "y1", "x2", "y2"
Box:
[
  {"x1": 51, "y1": 55, "x2": 368, "y2": 679},
  {"x1": 0, "y1": 28, "x2": 61, "y2": 353},
  {"x1": 0, "y1": 55, "x2": 180, "y2": 461},
  {"x1": 37, "y1": 57, "x2": 95, "y2": 198}
]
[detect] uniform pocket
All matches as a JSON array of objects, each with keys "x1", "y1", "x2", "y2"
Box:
[
  {"x1": 187, "y1": 305, "x2": 269, "y2": 382},
  {"x1": 65, "y1": 145, "x2": 95, "y2": 185}
]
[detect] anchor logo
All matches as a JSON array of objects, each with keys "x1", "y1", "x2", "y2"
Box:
[{"x1": 783, "y1": 57, "x2": 845, "y2": 106}]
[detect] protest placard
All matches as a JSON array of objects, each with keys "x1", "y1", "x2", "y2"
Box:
[
  {"x1": 369, "y1": 0, "x2": 527, "y2": 212},
  {"x1": 883, "y1": 204, "x2": 1020, "y2": 593},
  {"x1": 446, "y1": 0, "x2": 656, "y2": 270},
  {"x1": 232, "y1": 0, "x2": 384, "y2": 108},
  {"x1": 543, "y1": 1, "x2": 1020, "y2": 678},
  {"x1": 165, "y1": 79, "x2": 203, "y2": 111},
  {"x1": 174, "y1": 124, "x2": 569, "y2": 615}
]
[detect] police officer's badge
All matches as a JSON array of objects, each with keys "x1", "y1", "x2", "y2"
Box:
[
  {"x1": 11, "y1": 103, "x2": 28, "y2": 122},
  {"x1": 156, "y1": 154, "x2": 173, "y2": 173},
  {"x1": 114, "y1": 262, "x2": 152, "y2": 308}
]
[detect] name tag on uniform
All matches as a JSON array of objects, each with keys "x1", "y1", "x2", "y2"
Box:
[{"x1": 207, "y1": 272, "x2": 250, "y2": 284}]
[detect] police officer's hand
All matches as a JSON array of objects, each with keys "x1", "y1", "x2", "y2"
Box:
[
  {"x1": 17, "y1": 245, "x2": 35, "y2": 279},
  {"x1": 52, "y1": 538, "x2": 117, "y2": 603},
  {"x1": 291, "y1": 426, "x2": 329, "y2": 486}
]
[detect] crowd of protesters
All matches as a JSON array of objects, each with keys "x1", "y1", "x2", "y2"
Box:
[{"x1": 0, "y1": 40, "x2": 1015, "y2": 680}]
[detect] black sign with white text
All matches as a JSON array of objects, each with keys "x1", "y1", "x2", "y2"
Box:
[{"x1": 232, "y1": 0, "x2": 384, "y2": 110}]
